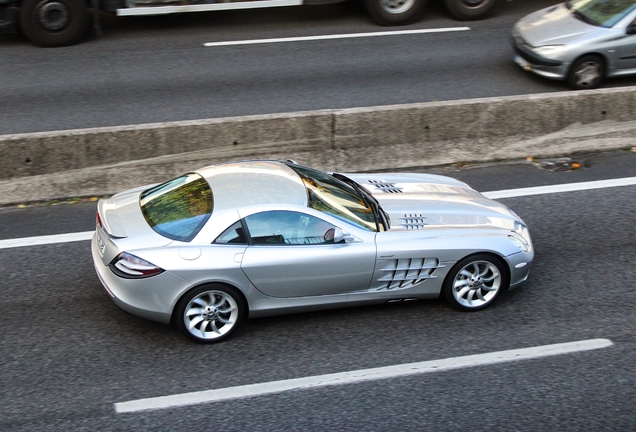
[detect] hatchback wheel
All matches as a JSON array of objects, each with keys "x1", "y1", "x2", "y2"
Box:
[
  {"x1": 444, "y1": 254, "x2": 508, "y2": 311},
  {"x1": 567, "y1": 55, "x2": 604, "y2": 90},
  {"x1": 175, "y1": 284, "x2": 245, "y2": 343}
]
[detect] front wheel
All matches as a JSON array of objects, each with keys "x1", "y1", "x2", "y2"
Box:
[
  {"x1": 19, "y1": 0, "x2": 88, "y2": 47},
  {"x1": 443, "y1": 254, "x2": 508, "y2": 311},
  {"x1": 443, "y1": 0, "x2": 498, "y2": 21},
  {"x1": 567, "y1": 55, "x2": 605, "y2": 90},
  {"x1": 175, "y1": 284, "x2": 245, "y2": 343},
  {"x1": 363, "y1": 0, "x2": 428, "y2": 26}
]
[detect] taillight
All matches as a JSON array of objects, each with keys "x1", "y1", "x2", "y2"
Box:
[
  {"x1": 96, "y1": 212, "x2": 103, "y2": 229},
  {"x1": 109, "y1": 252, "x2": 164, "y2": 279}
]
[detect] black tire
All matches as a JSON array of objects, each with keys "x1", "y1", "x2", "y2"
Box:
[
  {"x1": 443, "y1": 0, "x2": 498, "y2": 21},
  {"x1": 363, "y1": 0, "x2": 428, "y2": 26},
  {"x1": 443, "y1": 253, "x2": 509, "y2": 311},
  {"x1": 175, "y1": 284, "x2": 246, "y2": 343},
  {"x1": 567, "y1": 54, "x2": 605, "y2": 90},
  {"x1": 19, "y1": 0, "x2": 88, "y2": 47}
]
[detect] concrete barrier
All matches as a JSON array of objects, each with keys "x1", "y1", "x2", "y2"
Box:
[{"x1": 1, "y1": 87, "x2": 635, "y2": 206}]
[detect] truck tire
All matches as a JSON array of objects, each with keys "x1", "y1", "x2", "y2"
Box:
[
  {"x1": 19, "y1": 0, "x2": 89, "y2": 47},
  {"x1": 443, "y1": 0, "x2": 498, "y2": 20},
  {"x1": 363, "y1": 0, "x2": 428, "y2": 26}
]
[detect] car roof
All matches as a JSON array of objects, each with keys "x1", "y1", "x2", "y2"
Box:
[{"x1": 195, "y1": 161, "x2": 308, "y2": 213}]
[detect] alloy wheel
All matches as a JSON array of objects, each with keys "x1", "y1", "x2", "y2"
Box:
[
  {"x1": 183, "y1": 290, "x2": 239, "y2": 341},
  {"x1": 451, "y1": 260, "x2": 502, "y2": 308}
]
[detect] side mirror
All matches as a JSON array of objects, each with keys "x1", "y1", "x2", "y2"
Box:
[
  {"x1": 627, "y1": 25, "x2": 636, "y2": 35},
  {"x1": 332, "y1": 228, "x2": 360, "y2": 244}
]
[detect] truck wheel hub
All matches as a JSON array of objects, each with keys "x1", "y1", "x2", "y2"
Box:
[{"x1": 37, "y1": 1, "x2": 70, "y2": 31}]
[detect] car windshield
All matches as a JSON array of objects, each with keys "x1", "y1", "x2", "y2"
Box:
[
  {"x1": 567, "y1": 0, "x2": 636, "y2": 28},
  {"x1": 287, "y1": 164, "x2": 378, "y2": 232},
  {"x1": 140, "y1": 173, "x2": 213, "y2": 242}
]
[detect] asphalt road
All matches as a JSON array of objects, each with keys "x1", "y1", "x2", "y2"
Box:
[
  {"x1": 3, "y1": 0, "x2": 636, "y2": 135},
  {"x1": 0, "y1": 150, "x2": 635, "y2": 430}
]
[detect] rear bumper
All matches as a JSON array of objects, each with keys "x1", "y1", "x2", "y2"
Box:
[{"x1": 91, "y1": 233, "x2": 187, "y2": 324}]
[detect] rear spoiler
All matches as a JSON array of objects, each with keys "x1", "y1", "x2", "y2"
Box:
[{"x1": 97, "y1": 199, "x2": 128, "y2": 238}]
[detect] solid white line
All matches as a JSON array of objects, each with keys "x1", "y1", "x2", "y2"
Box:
[
  {"x1": 482, "y1": 177, "x2": 636, "y2": 199},
  {"x1": 1, "y1": 176, "x2": 634, "y2": 250},
  {"x1": 203, "y1": 27, "x2": 471, "y2": 47},
  {"x1": 0, "y1": 231, "x2": 94, "y2": 250},
  {"x1": 114, "y1": 338, "x2": 612, "y2": 413}
]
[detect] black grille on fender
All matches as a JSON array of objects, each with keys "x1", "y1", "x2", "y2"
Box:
[
  {"x1": 368, "y1": 179, "x2": 403, "y2": 194},
  {"x1": 400, "y1": 213, "x2": 427, "y2": 230},
  {"x1": 373, "y1": 258, "x2": 444, "y2": 291}
]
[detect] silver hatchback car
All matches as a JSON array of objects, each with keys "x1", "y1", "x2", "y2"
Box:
[{"x1": 512, "y1": 0, "x2": 636, "y2": 89}]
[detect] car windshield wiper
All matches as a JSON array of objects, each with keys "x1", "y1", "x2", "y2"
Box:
[
  {"x1": 332, "y1": 173, "x2": 390, "y2": 231},
  {"x1": 571, "y1": 9, "x2": 600, "y2": 26}
]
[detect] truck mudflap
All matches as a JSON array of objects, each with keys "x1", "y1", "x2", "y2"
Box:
[{"x1": 0, "y1": 5, "x2": 18, "y2": 34}]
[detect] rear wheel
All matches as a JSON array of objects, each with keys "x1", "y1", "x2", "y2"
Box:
[
  {"x1": 19, "y1": 0, "x2": 88, "y2": 47},
  {"x1": 175, "y1": 284, "x2": 245, "y2": 343},
  {"x1": 567, "y1": 55, "x2": 605, "y2": 90},
  {"x1": 443, "y1": 0, "x2": 498, "y2": 20},
  {"x1": 363, "y1": 0, "x2": 428, "y2": 26},
  {"x1": 443, "y1": 254, "x2": 508, "y2": 311}
]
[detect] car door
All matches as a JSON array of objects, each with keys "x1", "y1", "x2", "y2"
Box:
[
  {"x1": 240, "y1": 210, "x2": 377, "y2": 298},
  {"x1": 616, "y1": 17, "x2": 636, "y2": 71}
]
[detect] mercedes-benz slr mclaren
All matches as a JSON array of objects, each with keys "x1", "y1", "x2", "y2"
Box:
[{"x1": 92, "y1": 160, "x2": 533, "y2": 343}]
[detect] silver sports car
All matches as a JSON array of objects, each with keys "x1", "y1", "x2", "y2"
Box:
[
  {"x1": 511, "y1": 0, "x2": 636, "y2": 89},
  {"x1": 92, "y1": 160, "x2": 533, "y2": 343}
]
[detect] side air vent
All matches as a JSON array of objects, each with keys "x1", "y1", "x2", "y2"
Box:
[
  {"x1": 372, "y1": 258, "x2": 444, "y2": 291},
  {"x1": 400, "y1": 213, "x2": 427, "y2": 230},
  {"x1": 368, "y1": 179, "x2": 403, "y2": 194}
]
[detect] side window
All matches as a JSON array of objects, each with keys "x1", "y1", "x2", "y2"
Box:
[
  {"x1": 214, "y1": 221, "x2": 247, "y2": 244},
  {"x1": 244, "y1": 211, "x2": 337, "y2": 245}
]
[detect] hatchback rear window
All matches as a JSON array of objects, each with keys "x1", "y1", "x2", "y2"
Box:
[{"x1": 140, "y1": 173, "x2": 213, "y2": 242}]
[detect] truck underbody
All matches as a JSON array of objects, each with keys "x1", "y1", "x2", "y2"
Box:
[{"x1": 0, "y1": 0, "x2": 498, "y2": 46}]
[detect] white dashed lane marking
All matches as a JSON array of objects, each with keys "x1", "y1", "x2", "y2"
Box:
[
  {"x1": 0, "y1": 231, "x2": 94, "y2": 250},
  {"x1": 203, "y1": 27, "x2": 471, "y2": 47},
  {"x1": 114, "y1": 339, "x2": 613, "y2": 413},
  {"x1": 482, "y1": 176, "x2": 636, "y2": 199}
]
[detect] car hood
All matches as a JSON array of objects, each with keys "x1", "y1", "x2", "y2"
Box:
[
  {"x1": 514, "y1": 3, "x2": 599, "y2": 46},
  {"x1": 345, "y1": 173, "x2": 520, "y2": 232}
]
